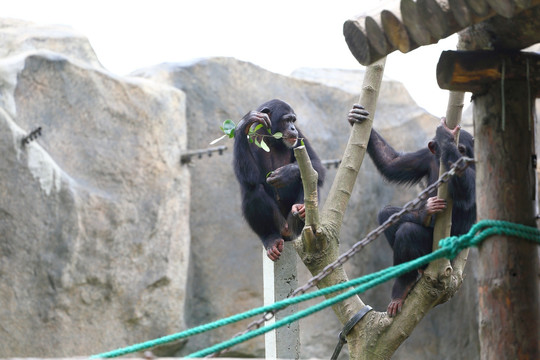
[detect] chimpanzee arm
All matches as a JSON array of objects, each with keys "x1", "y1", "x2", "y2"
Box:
[
  {"x1": 233, "y1": 111, "x2": 271, "y2": 187},
  {"x1": 267, "y1": 131, "x2": 326, "y2": 189},
  {"x1": 368, "y1": 129, "x2": 433, "y2": 186}
]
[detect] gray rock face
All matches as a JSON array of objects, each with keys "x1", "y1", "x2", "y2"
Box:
[
  {"x1": 1, "y1": 18, "x2": 481, "y2": 360},
  {"x1": 0, "y1": 20, "x2": 189, "y2": 357}
]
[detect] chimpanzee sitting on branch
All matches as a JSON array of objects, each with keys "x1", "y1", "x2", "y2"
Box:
[
  {"x1": 233, "y1": 99, "x2": 325, "y2": 261},
  {"x1": 348, "y1": 104, "x2": 476, "y2": 317}
]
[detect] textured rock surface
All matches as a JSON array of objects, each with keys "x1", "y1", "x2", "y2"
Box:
[
  {"x1": 135, "y1": 60, "x2": 479, "y2": 359},
  {"x1": 0, "y1": 19, "x2": 190, "y2": 357}
]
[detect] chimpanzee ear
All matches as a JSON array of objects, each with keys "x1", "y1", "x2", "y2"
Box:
[
  {"x1": 261, "y1": 107, "x2": 271, "y2": 114},
  {"x1": 428, "y1": 140, "x2": 437, "y2": 154}
]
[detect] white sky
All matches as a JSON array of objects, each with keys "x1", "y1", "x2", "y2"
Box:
[{"x1": 3, "y1": 0, "x2": 464, "y2": 115}]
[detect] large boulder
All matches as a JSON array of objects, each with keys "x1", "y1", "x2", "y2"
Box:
[
  {"x1": 135, "y1": 58, "x2": 479, "y2": 359},
  {"x1": 0, "y1": 19, "x2": 190, "y2": 357}
]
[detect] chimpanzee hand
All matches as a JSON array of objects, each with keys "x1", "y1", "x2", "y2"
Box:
[
  {"x1": 292, "y1": 204, "x2": 305, "y2": 219},
  {"x1": 243, "y1": 110, "x2": 272, "y2": 135},
  {"x1": 425, "y1": 196, "x2": 446, "y2": 215},
  {"x1": 347, "y1": 104, "x2": 370, "y2": 126},
  {"x1": 437, "y1": 117, "x2": 461, "y2": 142},
  {"x1": 266, "y1": 238, "x2": 284, "y2": 261},
  {"x1": 267, "y1": 164, "x2": 300, "y2": 188}
]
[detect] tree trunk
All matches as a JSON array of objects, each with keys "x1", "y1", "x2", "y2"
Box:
[{"x1": 474, "y1": 74, "x2": 539, "y2": 359}]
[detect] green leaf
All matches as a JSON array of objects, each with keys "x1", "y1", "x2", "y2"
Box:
[
  {"x1": 253, "y1": 123, "x2": 264, "y2": 132},
  {"x1": 248, "y1": 135, "x2": 254, "y2": 143},
  {"x1": 301, "y1": 139, "x2": 305, "y2": 146},
  {"x1": 260, "y1": 139, "x2": 270, "y2": 152},
  {"x1": 272, "y1": 132, "x2": 283, "y2": 139},
  {"x1": 222, "y1": 119, "x2": 236, "y2": 137},
  {"x1": 266, "y1": 171, "x2": 273, "y2": 178},
  {"x1": 254, "y1": 137, "x2": 260, "y2": 147}
]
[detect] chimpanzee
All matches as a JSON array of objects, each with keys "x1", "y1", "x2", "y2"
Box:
[
  {"x1": 348, "y1": 104, "x2": 475, "y2": 317},
  {"x1": 233, "y1": 99, "x2": 325, "y2": 261}
]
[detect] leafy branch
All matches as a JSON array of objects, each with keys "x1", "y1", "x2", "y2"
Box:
[{"x1": 210, "y1": 119, "x2": 286, "y2": 152}]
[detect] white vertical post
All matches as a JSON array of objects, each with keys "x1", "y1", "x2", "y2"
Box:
[{"x1": 263, "y1": 242, "x2": 300, "y2": 359}]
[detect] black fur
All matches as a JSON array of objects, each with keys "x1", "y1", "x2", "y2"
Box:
[
  {"x1": 370, "y1": 125, "x2": 475, "y2": 311},
  {"x1": 233, "y1": 99, "x2": 325, "y2": 259},
  {"x1": 348, "y1": 103, "x2": 475, "y2": 315}
]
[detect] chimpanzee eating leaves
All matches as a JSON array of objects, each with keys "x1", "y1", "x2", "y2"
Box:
[
  {"x1": 233, "y1": 99, "x2": 325, "y2": 261},
  {"x1": 348, "y1": 104, "x2": 475, "y2": 317}
]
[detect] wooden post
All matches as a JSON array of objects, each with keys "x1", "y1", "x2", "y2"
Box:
[
  {"x1": 263, "y1": 242, "x2": 299, "y2": 359},
  {"x1": 472, "y1": 59, "x2": 539, "y2": 360},
  {"x1": 438, "y1": 49, "x2": 540, "y2": 359}
]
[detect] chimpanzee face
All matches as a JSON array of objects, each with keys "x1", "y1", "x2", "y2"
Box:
[{"x1": 259, "y1": 99, "x2": 299, "y2": 148}]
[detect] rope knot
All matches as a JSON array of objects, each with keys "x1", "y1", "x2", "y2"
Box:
[{"x1": 438, "y1": 236, "x2": 461, "y2": 259}]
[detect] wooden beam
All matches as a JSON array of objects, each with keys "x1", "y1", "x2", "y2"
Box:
[
  {"x1": 437, "y1": 50, "x2": 540, "y2": 96},
  {"x1": 449, "y1": 0, "x2": 474, "y2": 27},
  {"x1": 459, "y1": 5, "x2": 540, "y2": 50},
  {"x1": 381, "y1": 8, "x2": 415, "y2": 52},
  {"x1": 401, "y1": 0, "x2": 435, "y2": 46},
  {"x1": 344, "y1": 0, "x2": 540, "y2": 65},
  {"x1": 465, "y1": 0, "x2": 491, "y2": 16},
  {"x1": 474, "y1": 74, "x2": 539, "y2": 360},
  {"x1": 366, "y1": 15, "x2": 395, "y2": 55},
  {"x1": 417, "y1": 0, "x2": 458, "y2": 39},
  {"x1": 486, "y1": 0, "x2": 516, "y2": 17},
  {"x1": 343, "y1": 18, "x2": 386, "y2": 66}
]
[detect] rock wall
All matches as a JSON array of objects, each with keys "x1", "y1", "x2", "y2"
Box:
[
  {"x1": 0, "y1": 18, "x2": 482, "y2": 359},
  {"x1": 0, "y1": 19, "x2": 190, "y2": 357}
]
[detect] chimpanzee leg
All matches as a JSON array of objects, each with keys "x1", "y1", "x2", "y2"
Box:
[
  {"x1": 387, "y1": 222, "x2": 433, "y2": 316},
  {"x1": 242, "y1": 184, "x2": 287, "y2": 260},
  {"x1": 377, "y1": 206, "x2": 424, "y2": 249}
]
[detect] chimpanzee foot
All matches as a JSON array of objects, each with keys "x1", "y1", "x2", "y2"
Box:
[
  {"x1": 387, "y1": 298, "x2": 404, "y2": 318},
  {"x1": 266, "y1": 238, "x2": 284, "y2": 261},
  {"x1": 387, "y1": 281, "x2": 416, "y2": 317}
]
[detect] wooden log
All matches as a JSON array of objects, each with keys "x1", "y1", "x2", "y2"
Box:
[
  {"x1": 343, "y1": 18, "x2": 386, "y2": 66},
  {"x1": 365, "y1": 15, "x2": 395, "y2": 55},
  {"x1": 465, "y1": 0, "x2": 492, "y2": 16},
  {"x1": 448, "y1": 0, "x2": 474, "y2": 27},
  {"x1": 437, "y1": 50, "x2": 540, "y2": 96},
  {"x1": 458, "y1": 5, "x2": 540, "y2": 50},
  {"x1": 486, "y1": 0, "x2": 516, "y2": 17},
  {"x1": 401, "y1": 0, "x2": 436, "y2": 45},
  {"x1": 474, "y1": 74, "x2": 539, "y2": 360},
  {"x1": 343, "y1": 0, "x2": 540, "y2": 65},
  {"x1": 381, "y1": 8, "x2": 416, "y2": 52},
  {"x1": 516, "y1": 0, "x2": 532, "y2": 8},
  {"x1": 417, "y1": 0, "x2": 458, "y2": 39}
]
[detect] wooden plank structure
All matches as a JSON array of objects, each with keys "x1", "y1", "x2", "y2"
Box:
[
  {"x1": 344, "y1": 1, "x2": 540, "y2": 359},
  {"x1": 344, "y1": 0, "x2": 540, "y2": 65}
]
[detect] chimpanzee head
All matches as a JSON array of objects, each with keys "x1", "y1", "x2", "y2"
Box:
[
  {"x1": 428, "y1": 124, "x2": 474, "y2": 164},
  {"x1": 257, "y1": 99, "x2": 299, "y2": 148}
]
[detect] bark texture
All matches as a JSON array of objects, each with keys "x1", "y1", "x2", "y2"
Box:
[{"x1": 474, "y1": 76, "x2": 539, "y2": 360}]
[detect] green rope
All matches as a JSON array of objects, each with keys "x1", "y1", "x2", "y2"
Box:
[{"x1": 90, "y1": 220, "x2": 540, "y2": 359}]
